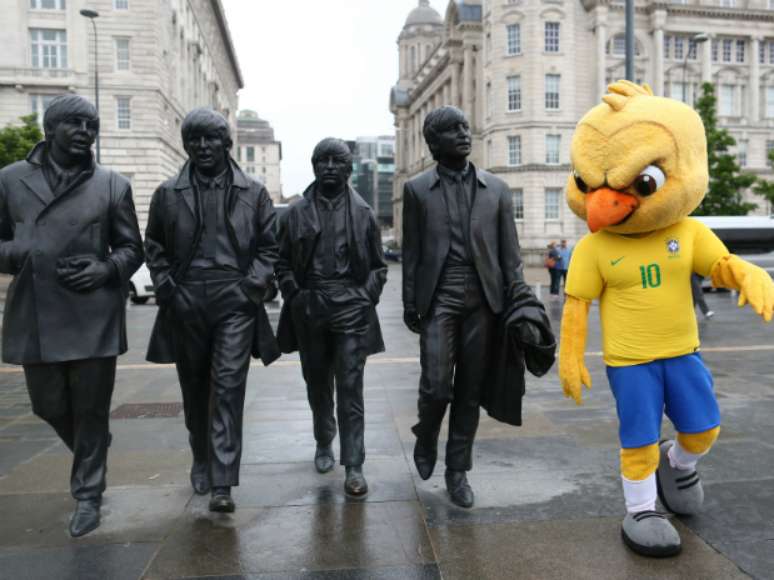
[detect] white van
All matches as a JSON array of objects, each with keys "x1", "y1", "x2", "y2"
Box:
[{"x1": 692, "y1": 216, "x2": 774, "y2": 288}]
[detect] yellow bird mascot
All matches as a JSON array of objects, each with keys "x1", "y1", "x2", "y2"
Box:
[{"x1": 560, "y1": 81, "x2": 774, "y2": 557}]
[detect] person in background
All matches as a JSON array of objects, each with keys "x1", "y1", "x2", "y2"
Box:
[
  {"x1": 546, "y1": 242, "x2": 561, "y2": 298},
  {"x1": 691, "y1": 273, "x2": 714, "y2": 319},
  {"x1": 557, "y1": 239, "x2": 572, "y2": 286}
]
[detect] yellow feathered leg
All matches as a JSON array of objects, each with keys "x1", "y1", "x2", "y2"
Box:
[
  {"x1": 559, "y1": 295, "x2": 592, "y2": 405},
  {"x1": 621, "y1": 444, "x2": 660, "y2": 480},
  {"x1": 677, "y1": 426, "x2": 720, "y2": 456},
  {"x1": 711, "y1": 255, "x2": 774, "y2": 321}
]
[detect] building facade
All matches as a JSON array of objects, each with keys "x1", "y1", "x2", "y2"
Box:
[
  {"x1": 235, "y1": 110, "x2": 282, "y2": 203},
  {"x1": 350, "y1": 136, "x2": 396, "y2": 228},
  {"x1": 0, "y1": 0, "x2": 243, "y2": 227},
  {"x1": 390, "y1": 0, "x2": 774, "y2": 260}
]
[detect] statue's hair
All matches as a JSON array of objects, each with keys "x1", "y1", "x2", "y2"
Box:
[
  {"x1": 43, "y1": 94, "x2": 98, "y2": 139},
  {"x1": 423, "y1": 106, "x2": 467, "y2": 161},
  {"x1": 602, "y1": 80, "x2": 654, "y2": 112},
  {"x1": 181, "y1": 107, "x2": 232, "y2": 149},
  {"x1": 311, "y1": 137, "x2": 353, "y2": 169}
]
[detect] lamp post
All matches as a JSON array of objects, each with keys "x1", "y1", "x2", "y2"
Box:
[
  {"x1": 682, "y1": 33, "x2": 709, "y2": 105},
  {"x1": 79, "y1": 9, "x2": 100, "y2": 163}
]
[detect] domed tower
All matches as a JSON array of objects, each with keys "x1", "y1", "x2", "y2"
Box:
[{"x1": 398, "y1": 0, "x2": 443, "y2": 82}]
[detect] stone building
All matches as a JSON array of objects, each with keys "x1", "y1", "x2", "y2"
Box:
[
  {"x1": 235, "y1": 110, "x2": 282, "y2": 203},
  {"x1": 350, "y1": 136, "x2": 396, "y2": 228},
  {"x1": 390, "y1": 0, "x2": 774, "y2": 260},
  {"x1": 0, "y1": 0, "x2": 243, "y2": 227}
]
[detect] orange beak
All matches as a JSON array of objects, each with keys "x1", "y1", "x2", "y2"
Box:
[{"x1": 585, "y1": 187, "x2": 639, "y2": 233}]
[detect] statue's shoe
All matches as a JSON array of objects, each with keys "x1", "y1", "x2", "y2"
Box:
[
  {"x1": 314, "y1": 445, "x2": 335, "y2": 474},
  {"x1": 209, "y1": 487, "x2": 235, "y2": 513},
  {"x1": 413, "y1": 437, "x2": 437, "y2": 481},
  {"x1": 190, "y1": 460, "x2": 210, "y2": 495},
  {"x1": 344, "y1": 466, "x2": 369, "y2": 496},
  {"x1": 445, "y1": 470, "x2": 474, "y2": 508},
  {"x1": 69, "y1": 499, "x2": 101, "y2": 538},
  {"x1": 621, "y1": 511, "x2": 681, "y2": 558},
  {"x1": 656, "y1": 440, "x2": 704, "y2": 515}
]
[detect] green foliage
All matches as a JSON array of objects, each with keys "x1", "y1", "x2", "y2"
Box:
[
  {"x1": 752, "y1": 148, "x2": 774, "y2": 208},
  {"x1": 0, "y1": 114, "x2": 43, "y2": 170},
  {"x1": 692, "y1": 83, "x2": 757, "y2": 216}
]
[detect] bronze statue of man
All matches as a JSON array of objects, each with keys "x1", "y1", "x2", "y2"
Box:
[
  {"x1": 0, "y1": 94, "x2": 144, "y2": 536},
  {"x1": 145, "y1": 108, "x2": 279, "y2": 513},
  {"x1": 276, "y1": 138, "x2": 387, "y2": 496},
  {"x1": 402, "y1": 106, "x2": 528, "y2": 508}
]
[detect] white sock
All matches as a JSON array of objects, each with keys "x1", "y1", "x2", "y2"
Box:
[
  {"x1": 668, "y1": 440, "x2": 704, "y2": 471},
  {"x1": 622, "y1": 474, "x2": 657, "y2": 513}
]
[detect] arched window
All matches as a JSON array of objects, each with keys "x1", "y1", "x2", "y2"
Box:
[{"x1": 411, "y1": 46, "x2": 416, "y2": 73}]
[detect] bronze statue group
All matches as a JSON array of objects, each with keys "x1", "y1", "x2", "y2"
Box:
[{"x1": 4, "y1": 89, "x2": 770, "y2": 561}]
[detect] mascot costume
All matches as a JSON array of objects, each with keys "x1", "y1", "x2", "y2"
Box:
[{"x1": 559, "y1": 81, "x2": 774, "y2": 557}]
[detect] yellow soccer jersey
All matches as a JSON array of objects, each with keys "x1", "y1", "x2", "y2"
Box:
[{"x1": 565, "y1": 218, "x2": 729, "y2": 367}]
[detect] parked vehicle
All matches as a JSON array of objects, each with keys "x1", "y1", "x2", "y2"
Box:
[
  {"x1": 693, "y1": 216, "x2": 774, "y2": 288},
  {"x1": 383, "y1": 245, "x2": 402, "y2": 263},
  {"x1": 129, "y1": 263, "x2": 155, "y2": 305}
]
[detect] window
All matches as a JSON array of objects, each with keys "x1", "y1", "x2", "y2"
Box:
[
  {"x1": 722, "y1": 39, "x2": 733, "y2": 62},
  {"x1": 115, "y1": 37, "x2": 130, "y2": 71},
  {"x1": 508, "y1": 136, "x2": 521, "y2": 166},
  {"x1": 30, "y1": 29, "x2": 67, "y2": 69},
  {"x1": 29, "y1": 94, "x2": 56, "y2": 126},
  {"x1": 507, "y1": 75, "x2": 521, "y2": 112},
  {"x1": 719, "y1": 0, "x2": 735, "y2": 6},
  {"x1": 30, "y1": 0, "x2": 65, "y2": 9},
  {"x1": 246, "y1": 146, "x2": 255, "y2": 162},
  {"x1": 546, "y1": 134, "x2": 561, "y2": 164},
  {"x1": 760, "y1": 41, "x2": 766, "y2": 64},
  {"x1": 545, "y1": 74, "x2": 560, "y2": 110},
  {"x1": 545, "y1": 188, "x2": 561, "y2": 220},
  {"x1": 545, "y1": 22, "x2": 560, "y2": 53},
  {"x1": 506, "y1": 24, "x2": 520, "y2": 55},
  {"x1": 719, "y1": 84, "x2": 735, "y2": 116},
  {"x1": 687, "y1": 39, "x2": 698, "y2": 60},
  {"x1": 767, "y1": 86, "x2": 774, "y2": 118},
  {"x1": 113, "y1": 0, "x2": 128, "y2": 8},
  {"x1": 737, "y1": 141, "x2": 747, "y2": 167},
  {"x1": 236, "y1": 147, "x2": 241, "y2": 162},
  {"x1": 712, "y1": 39, "x2": 718, "y2": 62},
  {"x1": 664, "y1": 35, "x2": 671, "y2": 60},
  {"x1": 513, "y1": 189, "x2": 524, "y2": 220},
  {"x1": 670, "y1": 82, "x2": 688, "y2": 103},
  {"x1": 736, "y1": 39, "x2": 745, "y2": 63},
  {"x1": 767, "y1": 141, "x2": 774, "y2": 167},
  {"x1": 116, "y1": 96, "x2": 131, "y2": 129},
  {"x1": 674, "y1": 36, "x2": 684, "y2": 60},
  {"x1": 770, "y1": 42, "x2": 774, "y2": 64},
  {"x1": 612, "y1": 35, "x2": 626, "y2": 56}
]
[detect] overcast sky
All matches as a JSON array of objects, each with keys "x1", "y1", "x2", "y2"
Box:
[{"x1": 221, "y1": 0, "x2": 447, "y2": 197}]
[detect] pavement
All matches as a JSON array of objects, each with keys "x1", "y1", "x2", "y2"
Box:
[{"x1": 0, "y1": 264, "x2": 772, "y2": 580}]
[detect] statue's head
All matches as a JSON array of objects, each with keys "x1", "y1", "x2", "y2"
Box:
[
  {"x1": 423, "y1": 106, "x2": 471, "y2": 163},
  {"x1": 311, "y1": 137, "x2": 353, "y2": 192},
  {"x1": 43, "y1": 94, "x2": 99, "y2": 161},
  {"x1": 181, "y1": 107, "x2": 232, "y2": 175}
]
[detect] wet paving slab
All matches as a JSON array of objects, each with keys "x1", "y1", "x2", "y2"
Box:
[{"x1": 0, "y1": 270, "x2": 772, "y2": 578}]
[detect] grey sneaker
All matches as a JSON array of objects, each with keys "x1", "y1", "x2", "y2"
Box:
[
  {"x1": 656, "y1": 440, "x2": 704, "y2": 515},
  {"x1": 621, "y1": 511, "x2": 681, "y2": 558}
]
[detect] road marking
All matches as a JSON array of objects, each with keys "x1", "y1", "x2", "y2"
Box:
[{"x1": 0, "y1": 347, "x2": 772, "y2": 375}]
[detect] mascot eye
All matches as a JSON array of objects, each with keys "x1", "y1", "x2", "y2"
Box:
[
  {"x1": 633, "y1": 165, "x2": 666, "y2": 197},
  {"x1": 573, "y1": 170, "x2": 589, "y2": 193}
]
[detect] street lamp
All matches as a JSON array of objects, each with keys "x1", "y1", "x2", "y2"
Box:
[
  {"x1": 79, "y1": 9, "x2": 100, "y2": 163},
  {"x1": 682, "y1": 33, "x2": 709, "y2": 105}
]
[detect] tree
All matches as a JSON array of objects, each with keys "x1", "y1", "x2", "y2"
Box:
[
  {"x1": 752, "y1": 148, "x2": 774, "y2": 209},
  {"x1": 0, "y1": 114, "x2": 43, "y2": 170},
  {"x1": 692, "y1": 82, "x2": 757, "y2": 216}
]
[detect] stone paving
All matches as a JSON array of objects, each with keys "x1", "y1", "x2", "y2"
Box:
[{"x1": 0, "y1": 265, "x2": 772, "y2": 579}]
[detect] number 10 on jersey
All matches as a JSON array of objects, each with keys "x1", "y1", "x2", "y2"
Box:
[{"x1": 639, "y1": 263, "x2": 662, "y2": 289}]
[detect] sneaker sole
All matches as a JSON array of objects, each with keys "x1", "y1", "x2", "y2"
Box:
[{"x1": 621, "y1": 527, "x2": 682, "y2": 558}]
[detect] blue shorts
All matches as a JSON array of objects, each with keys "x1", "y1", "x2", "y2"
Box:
[{"x1": 606, "y1": 352, "x2": 721, "y2": 449}]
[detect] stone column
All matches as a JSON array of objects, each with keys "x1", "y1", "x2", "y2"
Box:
[
  {"x1": 702, "y1": 34, "x2": 713, "y2": 84},
  {"x1": 451, "y1": 59, "x2": 462, "y2": 107},
  {"x1": 595, "y1": 6, "x2": 609, "y2": 101},
  {"x1": 750, "y1": 36, "x2": 761, "y2": 123},
  {"x1": 651, "y1": 9, "x2": 666, "y2": 96},
  {"x1": 463, "y1": 45, "x2": 474, "y2": 124}
]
